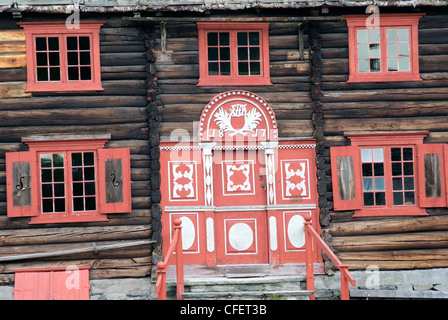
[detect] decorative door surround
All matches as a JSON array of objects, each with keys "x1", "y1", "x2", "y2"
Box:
[{"x1": 160, "y1": 91, "x2": 321, "y2": 267}]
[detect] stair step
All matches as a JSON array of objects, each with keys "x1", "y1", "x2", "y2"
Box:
[
  {"x1": 181, "y1": 290, "x2": 313, "y2": 300},
  {"x1": 174, "y1": 275, "x2": 306, "y2": 286}
]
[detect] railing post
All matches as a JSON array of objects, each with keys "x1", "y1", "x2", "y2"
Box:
[
  {"x1": 173, "y1": 219, "x2": 184, "y2": 300},
  {"x1": 156, "y1": 261, "x2": 167, "y2": 300},
  {"x1": 340, "y1": 265, "x2": 350, "y2": 300},
  {"x1": 304, "y1": 218, "x2": 315, "y2": 300}
]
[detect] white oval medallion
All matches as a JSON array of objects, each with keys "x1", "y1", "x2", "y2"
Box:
[
  {"x1": 228, "y1": 223, "x2": 254, "y2": 251},
  {"x1": 179, "y1": 217, "x2": 195, "y2": 250},
  {"x1": 287, "y1": 215, "x2": 306, "y2": 248}
]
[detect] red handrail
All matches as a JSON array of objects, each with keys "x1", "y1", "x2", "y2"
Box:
[
  {"x1": 155, "y1": 219, "x2": 184, "y2": 300},
  {"x1": 304, "y1": 216, "x2": 356, "y2": 300}
]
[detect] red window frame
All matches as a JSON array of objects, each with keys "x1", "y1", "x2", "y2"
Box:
[
  {"x1": 19, "y1": 21, "x2": 104, "y2": 92},
  {"x1": 5, "y1": 135, "x2": 132, "y2": 224},
  {"x1": 344, "y1": 14, "x2": 424, "y2": 83},
  {"x1": 197, "y1": 22, "x2": 272, "y2": 86},
  {"x1": 331, "y1": 132, "x2": 430, "y2": 217}
]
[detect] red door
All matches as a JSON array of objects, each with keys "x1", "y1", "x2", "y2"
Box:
[{"x1": 213, "y1": 150, "x2": 269, "y2": 265}]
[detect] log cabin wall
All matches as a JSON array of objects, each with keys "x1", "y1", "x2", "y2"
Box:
[
  {"x1": 318, "y1": 7, "x2": 448, "y2": 271},
  {"x1": 0, "y1": 13, "x2": 153, "y2": 283},
  {"x1": 154, "y1": 19, "x2": 313, "y2": 141}
]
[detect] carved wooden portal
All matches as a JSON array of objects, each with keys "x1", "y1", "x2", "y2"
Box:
[{"x1": 160, "y1": 91, "x2": 320, "y2": 266}]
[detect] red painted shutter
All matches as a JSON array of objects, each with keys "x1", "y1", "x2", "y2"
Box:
[
  {"x1": 53, "y1": 268, "x2": 90, "y2": 300},
  {"x1": 14, "y1": 267, "x2": 90, "y2": 300},
  {"x1": 98, "y1": 148, "x2": 132, "y2": 214},
  {"x1": 330, "y1": 146, "x2": 363, "y2": 211},
  {"x1": 417, "y1": 144, "x2": 447, "y2": 207},
  {"x1": 5, "y1": 151, "x2": 38, "y2": 217}
]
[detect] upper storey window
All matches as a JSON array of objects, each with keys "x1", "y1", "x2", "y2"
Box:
[
  {"x1": 344, "y1": 14, "x2": 424, "y2": 83},
  {"x1": 197, "y1": 22, "x2": 271, "y2": 86},
  {"x1": 19, "y1": 22, "x2": 104, "y2": 92}
]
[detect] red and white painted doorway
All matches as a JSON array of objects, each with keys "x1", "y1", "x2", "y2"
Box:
[{"x1": 160, "y1": 91, "x2": 320, "y2": 267}]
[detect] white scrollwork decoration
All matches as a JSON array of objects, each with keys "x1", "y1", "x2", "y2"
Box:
[
  {"x1": 172, "y1": 164, "x2": 195, "y2": 198},
  {"x1": 284, "y1": 162, "x2": 307, "y2": 197},
  {"x1": 213, "y1": 104, "x2": 262, "y2": 137}
]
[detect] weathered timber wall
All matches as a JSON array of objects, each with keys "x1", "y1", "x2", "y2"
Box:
[
  {"x1": 0, "y1": 14, "x2": 152, "y2": 283},
  {"x1": 319, "y1": 10, "x2": 448, "y2": 271},
  {"x1": 154, "y1": 21, "x2": 313, "y2": 140}
]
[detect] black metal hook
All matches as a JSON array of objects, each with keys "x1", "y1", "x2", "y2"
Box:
[{"x1": 111, "y1": 173, "x2": 121, "y2": 188}]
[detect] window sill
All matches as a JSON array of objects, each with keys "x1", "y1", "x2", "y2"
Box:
[
  {"x1": 25, "y1": 82, "x2": 104, "y2": 93},
  {"x1": 347, "y1": 73, "x2": 422, "y2": 83},
  {"x1": 197, "y1": 77, "x2": 272, "y2": 87},
  {"x1": 29, "y1": 214, "x2": 109, "y2": 224},
  {"x1": 353, "y1": 207, "x2": 428, "y2": 217}
]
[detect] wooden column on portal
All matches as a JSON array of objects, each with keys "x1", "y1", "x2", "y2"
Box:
[
  {"x1": 200, "y1": 142, "x2": 217, "y2": 266},
  {"x1": 262, "y1": 141, "x2": 280, "y2": 265}
]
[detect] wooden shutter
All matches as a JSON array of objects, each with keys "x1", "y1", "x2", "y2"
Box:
[
  {"x1": 417, "y1": 144, "x2": 446, "y2": 207},
  {"x1": 14, "y1": 267, "x2": 90, "y2": 300},
  {"x1": 5, "y1": 151, "x2": 38, "y2": 217},
  {"x1": 98, "y1": 148, "x2": 132, "y2": 214},
  {"x1": 330, "y1": 146, "x2": 363, "y2": 211}
]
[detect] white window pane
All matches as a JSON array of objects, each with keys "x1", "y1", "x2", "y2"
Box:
[
  {"x1": 398, "y1": 29, "x2": 409, "y2": 42},
  {"x1": 399, "y1": 58, "x2": 410, "y2": 71},
  {"x1": 369, "y1": 29, "x2": 380, "y2": 43},
  {"x1": 358, "y1": 59, "x2": 369, "y2": 73},
  {"x1": 357, "y1": 29, "x2": 369, "y2": 43},
  {"x1": 388, "y1": 58, "x2": 398, "y2": 71},
  {"x1": 399, "y1": 43, "x2": 409, "y2": 57},
  {"x1": 358, "y1": 44, "x2": 369, "y2": 58},
  {"x1": 361, "y1": 148, "x2": 373, "y2": 162},
  {"x1": 372, "y1": 148, "x2": 384, "y2": 162},
  {"x1": 387, "y1": 43, "x2": 398, "y2": 57},
  {"x1": 387, "y1": 28, "x2": 397, "y2": 42}
]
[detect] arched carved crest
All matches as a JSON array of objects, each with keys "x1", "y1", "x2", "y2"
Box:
[{"x1": 198, "y1": 91, "x2": 278, "y2": 143}]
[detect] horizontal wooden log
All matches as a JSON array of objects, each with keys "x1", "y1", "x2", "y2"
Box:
[
  {"x1": 341, "y1": 259, "x2": 448, "y2": 271},
  {"x1": 338, "y1": 248, "x2": 448, "y2": 262},
  {"x1": 0, "y1": 107, "x2": 147, "y2": 127},
  {"x1": 0, "y1": 43, "x2": 25, "y2": 53},
  {"x1": 0, "y1": 95, "x2": 147, "y2": 110},
  {"x1": 0, "y1": 53, "x2": 26, "y2": 69},
  {"x1": 100, "y1": 52, "x2": 147, "y2": 66},
  {"x1": 331, "y1": 214, "x2": 448, "y2": 237},
  {"x1": 0, "y1": 240, "x2": 153, "y2": 262},
  {"x1": 0, "y1": 30, "x2": 25, "y2": 42},
  {"x1": 322, "y1": 87, "x2": 448, "y2": 103},
  {"x1": 332, "y1": 231, "x2": 448, "y2": 252},
  {"x1": 322, "y1": 100, "x2": 448, "y2": 119},
  {"x1": 0, "y1": 124, "x2": 148, "y2": 142},
  {"x1": 0, "y1": 68, "x2": 26, "y2": 82},
  {"x1": 0, "y1": 225, "x2": 151, "y2": 246},
  {"x1": 324, "y1": 116, "x2": 448, "y2": 135},
  {"x1": 0, "y1": 81, "x2": 30, "y2": 99}
]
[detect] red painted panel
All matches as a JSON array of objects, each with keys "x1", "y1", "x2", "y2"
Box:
[
  {"x1": 213, "y1": 150, "x2": 267, "y2": 207},
  {"x1": 215, "y1": 211, "x2": 269, "y2": 265},
  {"x1": 14, "y1": 267, "x2": 90, "y2": 300}
]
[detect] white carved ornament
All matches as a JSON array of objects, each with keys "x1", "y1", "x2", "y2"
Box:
[
  {"x1": 172, "y1": 163, "x2": 195, "y2": 199},
  {"x1": 284, "y1": 162, "x2": 307, "y2": 197},
  {"x1": 213, "y1": 104, "x2": 262, "y2": 137},
  {"x1": 226, "y1": 164, "x2": 251, "y2": 192}
]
